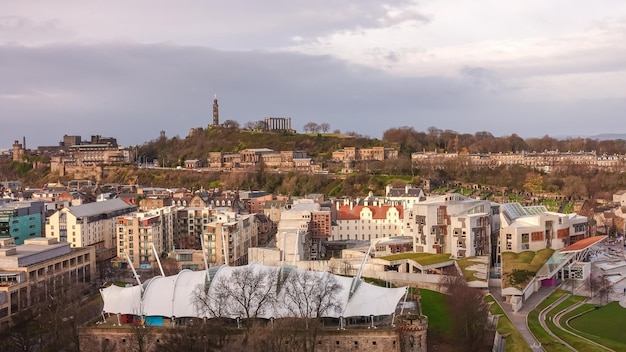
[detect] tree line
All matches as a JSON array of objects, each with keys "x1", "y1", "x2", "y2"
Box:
[{"x1": 382, "y1": 126, "x2": 626, "y2": 155}]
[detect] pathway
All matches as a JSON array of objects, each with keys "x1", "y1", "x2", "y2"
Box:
[{"x1": 489, "y1": 285, "x2": 557, "y2": 351}]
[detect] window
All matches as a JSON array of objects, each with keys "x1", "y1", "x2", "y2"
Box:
[{"x1": 521, "y1": 233, "x2": 529, "y2": 243}]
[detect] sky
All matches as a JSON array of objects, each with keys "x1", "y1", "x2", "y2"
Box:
[{"x1": 2, "y1": 1, "x2": 626, "y2": 149}]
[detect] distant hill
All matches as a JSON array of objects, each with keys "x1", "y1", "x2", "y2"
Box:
[
  {"x1": 554, "y1": 133, "x2": 626, "y2": 141},
  {"x1": 588, "y1": 134, "x2": 626, "y2": 141}
]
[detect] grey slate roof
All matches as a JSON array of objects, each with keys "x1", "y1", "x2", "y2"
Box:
[{"x1": 69, "y1": 198, "x2": 135, "y2": 217}]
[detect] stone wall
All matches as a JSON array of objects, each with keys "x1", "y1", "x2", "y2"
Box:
[{"x1": 79, "y1": 322, "x2": 428, "y2": 352}]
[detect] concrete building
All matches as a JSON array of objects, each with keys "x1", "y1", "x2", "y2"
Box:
[
  {"x1": 276, "y1": 206, "x2": 311, "y2": 263},
  {"x1": 499, "y1": 202, "x2": 589, "y2": 254},
  {"x1": 0, "y1": 238, "x2": 96, "y2": 328},
  {"x1": 0, "y1": 201, "x2": 46, "y2": 245},
  {"x1": 203, "y1": 211, "x2": 258, "y2": 266},
  {"x1": 46, "y1": 199, "x2": 137, "y2": 249},
  {"x1": 405, "y1": 194, "x2": 492, "y2": 257},
  {"x1": 175, "y1": 207, "x2": 258, "y2": 266},
  {"x1": 116, "y1": 207, "x2": 178, "y2": 268},
  {"x1": 170, "y1": 249, "x2": 205, "y2": 271}
]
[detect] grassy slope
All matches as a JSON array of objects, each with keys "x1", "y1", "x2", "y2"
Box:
[
  {"x1": 485, "y1": 295, "x2": 532, "y2": 352},
  {"x1": 543, "y1": 295, "x2": 606, "y2": 352},
  {"x1": 379, "y1": 253, "x2": 452, "y2": 266},
  {"x1": 527, "y1": 289, "x2": 571, "y2": 352},
  {"x1": 501, "y1": 249, "x2": 555, "y2": 289},
  {"x1": 419, "y1": 288, "x2": 451, "y2": 336},
  {"x1": 568, "y1": 301, "x2": 626, "y2": 347},
  {"x1": 456, "y1": 256, "x2": 487, "y2": 282}
]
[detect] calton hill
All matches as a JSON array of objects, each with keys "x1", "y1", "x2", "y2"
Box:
[{"x1": 4, "y1": 125, "x2": 626, "y2": 216}]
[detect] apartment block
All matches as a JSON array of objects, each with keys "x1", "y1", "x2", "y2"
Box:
[
  {"x1": 203, "y1": 211, "x2": 258, "y2": 266},
  {"x1": 116, "y1": 208, "x2": 176, "y2": 268},
  {"x1": 0, "y1": 238, "x2": 96, "y2": 328},
  {"x1": 405, "y1": 194, "x2": 492, "y2": 257},
  {"x1": 46, "y1": 199, "x2": 137, "y2": 250}
]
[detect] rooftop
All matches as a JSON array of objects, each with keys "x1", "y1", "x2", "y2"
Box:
[{"x1": 69, "y1": 198, "x2": 135, "y2": 218}]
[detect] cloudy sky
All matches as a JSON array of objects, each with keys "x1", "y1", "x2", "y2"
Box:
[{"x1": 2, "y1": 1, "x2": 626, "y2": 149}]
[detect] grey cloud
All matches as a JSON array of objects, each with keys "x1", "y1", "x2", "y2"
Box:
[
  {"x1": 0, "y1": 16, "x2": 73, "y2": 44},
  {"x1": 1, "y1": 42, "x2": 623, "y2": 149}
]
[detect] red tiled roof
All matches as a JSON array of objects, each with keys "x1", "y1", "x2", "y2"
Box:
[
  {"x1": 337, "y1": 205, "x2": 404, "y2": 220},
  {"x1": 560, "y1": 235, "x2": 607, "y2": 253}
]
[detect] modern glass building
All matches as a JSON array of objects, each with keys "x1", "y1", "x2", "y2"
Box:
[{"x1": 0, "y1": 201, "x2": 45, "y2": 245}]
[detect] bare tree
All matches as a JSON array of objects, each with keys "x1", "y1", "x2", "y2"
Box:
[
  {"x1": 280, "y1": 270, "x2": 341, "y2": 352},
  {"x1": 320, "y1": 123, "x2": 330, "y2": 133},
  {"x1": 0, "y1": 282, "x2": 95, "y2": 352},
  {"x1": 303, "y1": 122, "x2": 319, "y2": 134},
  {"x1": 439, "y1": 274, "x2": 491, "y2": 352},
  {"x1": 126, "y1": 324, "x2": 155, "y2": 352},
  {"x1": 156, "y1": 319, "x2": 228, "y2": 352},
  {"x1": 222, "y1": 120, "x2": 240, "y2": 129},
  {"x1": 586, "y1": 275, "x2": 614, "y2": 305},
  {"x1": 195, "y1": 266, "x2": 279, "y2": 319},
  {"x1": 243, "y1": 120, "x2": 267, "y2": 131},
  {"x1": 249, "y1": 318, "x2": 307, "y2": 352},
  {"x1": 282, "y1": 270, "x2": 341, "y2": 324}
]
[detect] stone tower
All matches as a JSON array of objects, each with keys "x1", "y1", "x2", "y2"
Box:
[
  {"x1": 12, "y1": 139, "x2": 24, "y2": 162},
  {"x1": 212, "y1": 95, "x2": 219, "y2": 126}
]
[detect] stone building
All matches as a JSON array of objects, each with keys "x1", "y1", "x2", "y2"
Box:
[
  {"x1": 332, "y1": 146, "x2": 398, "y2": 161},
  {"x1": 263, "y1": 116, "x2": 292, "y2": 132}
]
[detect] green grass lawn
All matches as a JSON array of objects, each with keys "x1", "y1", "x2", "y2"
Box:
[
  {"x1": 560, "y1": 303, "x2": 626, "y2": 351},
  {"x1": 380, "y1": 253, "x2": 452, "y2": 266},
  {"x1": 419, "y1": 288, "x2": 450, "y2": 336},
  {"x1": 527, "y1": 289, "x2": 571, "y2": 352},
  {"x1": 543, "y1": 295, "x2": 606, "y2": 352},
  {"x1": 569, "y1": 301, "x2": 626, "y2": 346},
  {"x1": 456, "y1": 256, "x2": 487, "y2": 282},
  {"x1": 501, "y1": 249, "x2": 555, "y2": 289},
  {"x1": 485, "y1": 295, "x2": 531, "y2": 352}
]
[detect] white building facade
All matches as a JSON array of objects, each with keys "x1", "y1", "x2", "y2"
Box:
[
  {"x1": 499, "y1": 203, "x2": 588, "y2": 253},
  {"x1": 405, "y1": 194, "x2": 492, "y2": 257}
]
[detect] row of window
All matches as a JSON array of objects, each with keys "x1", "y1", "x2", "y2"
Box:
[
  {"x1": 27, "y1": 254, "x2": 90, "y2": 280},
  {"x1": 337, "y1": 225, "x2": 398, "y2": 230}
]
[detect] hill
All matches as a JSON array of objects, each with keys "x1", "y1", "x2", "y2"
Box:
[{"x1": 137, "y1": 127, "x2": 381, "y2": 167}]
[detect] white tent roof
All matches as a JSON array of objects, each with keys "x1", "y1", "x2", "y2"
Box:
[
  {"x1": 101, "y1": 284, "x2": 142, "y2": 315},
  {"x1": 101, "y1": 263, "x2": 407, "y2": 319}
]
